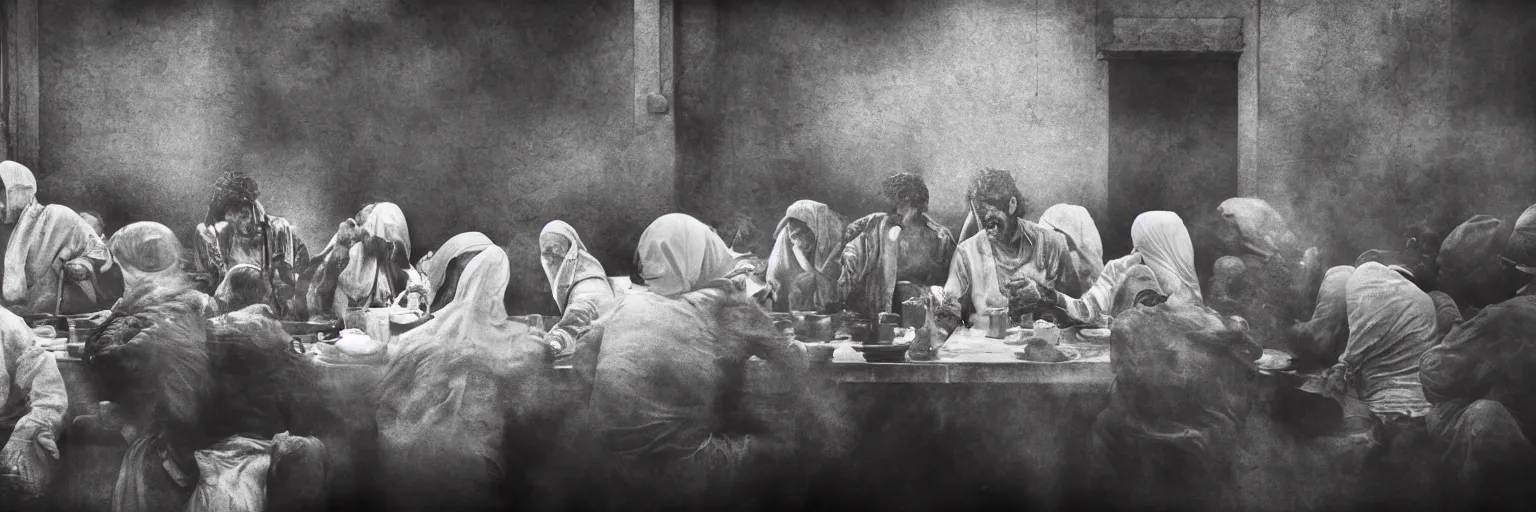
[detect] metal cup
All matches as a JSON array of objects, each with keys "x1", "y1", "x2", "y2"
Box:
[
  {"x1": 985, "y1": 308, "x2": 1010, "y2": 339},
  {"x1": 792, "y1": 311, "x2": 815, "y2": 338},
  {"x1": 877, "y1": 313, "x2": 901, "y2": 343}
]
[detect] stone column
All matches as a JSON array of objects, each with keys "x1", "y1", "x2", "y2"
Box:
[{"x1": 628, "y1": 0, "x2": 678, "y2": 218}]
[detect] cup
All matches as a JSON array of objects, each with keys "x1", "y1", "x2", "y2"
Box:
[
  {"x1": 364, "y1": 308, "x2": 393, "y2": 344},
  {"x1": 1033, "y1": 320, "x2": 1061, "y2": 346},
  {"x1": 985, "y1": 308, "x2": 1010, "y2": 339},
  {"x1": 792, "y1": 311, "x2": 815, "y2": 338},
  {"x1": 877, "y1": 313, "x2": 901, "y2": 343},
  {"x1": 343, "y1": 307, "x2": 368, "y2": 331},
  {"x1": 805, "y1": 314, "x2": 833, "y2": 342}
]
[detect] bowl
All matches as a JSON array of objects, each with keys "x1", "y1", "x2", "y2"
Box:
[
  {"x1": 804, "y1": 343, "x2": 836, "y2": 364},
  {"x1": 852, "y1": 343, "x2": 909, "y2": 363}
]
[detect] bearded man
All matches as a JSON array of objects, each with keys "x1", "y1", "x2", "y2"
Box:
[
  {"x1": 937, "y1": 169, "x2": 1080, "y2": 334},
  {"x1": 192, "y1": 172, "x2": 310, "y2": 320},
  {"x1": 838, "y1": 173, "x2": 956, "y2": 322}
]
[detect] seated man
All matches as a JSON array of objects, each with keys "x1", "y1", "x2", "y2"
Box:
[
  {"x1": 0, "y1": 305, "x2": 66, "y2": 511},
  {"x1": 1501, "y1": 204, "x2": 1536, "y2": 297},
  {"x1": 1437, "y1": 215, "x2": 1529, "y2": 318},
  {"x1": 0, "y1": 161, "x2": 110, "y2": 316},
  {"x1": 766, "y1": 200, "x2": 845, "y2": 313},
  {"x1": 934, "y1": 169, "x2": 1079, "y2": 344},
  {"x1": 1355, "y1": 220, "x2": 1445, "y2": 292},
  {"x1": 571, "y1": 276, "x2": 813, "y2": 511},
  {"x1": 1420, "y1": 296, "x2": 1536, "y2": 509},
  {"x1": 839, "y1": 173, "x2": 956, "y2": 322},
  {"x1": 192, "y1": 172, "x2": 310, "y2": 320},
  {"x1": 1089, "y1": 283, "x2": 1261, "y2": 512}
]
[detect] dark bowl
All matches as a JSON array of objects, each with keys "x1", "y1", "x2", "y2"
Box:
[{"x1": 852, "y1": 343, "x2": 910, "y2": 363}]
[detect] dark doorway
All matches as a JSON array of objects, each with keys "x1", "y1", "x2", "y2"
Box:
[{"x1": 1107, "y1": 58, "x2": 1239, "y2": 293}]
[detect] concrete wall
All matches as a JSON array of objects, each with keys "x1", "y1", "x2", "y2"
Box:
[
  {"x1": 682, "y1": 0, "x2": 1536, "y2": 265},
  {"x1": 1258, "y1": 0, "x2": 1536, "y2": 260},
  {"x1": 39, "y1": 0, "x2": 637, "y2": 313},
  {"x1": 679, "y1": 0, "x2": 1108, "y2": 242},
  {"x1": 31, "y1": 0, "x2": 1536, "y2": 312}
]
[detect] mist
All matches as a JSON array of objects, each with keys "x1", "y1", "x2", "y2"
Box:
[{"x1": 40, "y1": 0, "x2": 639, "y2": 314}]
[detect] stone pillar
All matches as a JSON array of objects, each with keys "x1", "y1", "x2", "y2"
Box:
[
  {"x1": 628, "y1": 0, "x2": 678, "y2": 218},
  {"x1": 2, "y1": 0, "x2": 40, "y2": 169}
]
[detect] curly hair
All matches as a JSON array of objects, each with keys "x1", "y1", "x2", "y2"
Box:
[
  {"x1": 882, "y1": 173, "x2": 930, "y2": 212},
  {"x1": 967, "y1": 168, "x2": 1027, "y2": 215},
  {"x1": 714, "y1": 212, "x2": 761, "y2": 254},
  {"x1": 207, "y1": 172, "x2": 260, "y2": 223}
]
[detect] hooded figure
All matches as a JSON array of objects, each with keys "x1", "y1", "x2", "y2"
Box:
[
  {"x1": 635, "y1": 214, "x2": 760, "y2": 299},
  {"x1": 537, "y1": 221, "x2": 614, "y2": 359},
  {"x1": 81, "y1": 275, "x2": 334, "y2": 512},
  {"x1": 1038, "y1": 204, "x2": 1104, "y2": 297},
  {"x1": 1089, "y1": 300, "x2": 1261, "y2": 512},
  {"x1": 0, "y1": 306, "x2": 67, "y2": 509},
  {"x1": 192, "y1": 172, "x2": 309, "y2": 320},
  {"x1": 765, "y1": 201, "x2": 845, "y2": 312},
  {"x1": 1209, "y1": 198, "x2": 1324, "y2": 354},
  {"x1": 0, "y1": 161, "x2": 110, "y2": 315},
  {"x1": 307, "y1": 203, "x2": 425, "y2": 321},
  {"x1": 110, "y1": 222, "x2": 217, "y2": 317},
  {"x1": 376, "y1": 246, "x2": 556, "y2": 512},
  {"x1": 417, "y1": 232, "x2": 495, "y2": 313},
  {"x1": 569, "y1": 275, "x2": 811, "y2": 511},
  {"x1": 1051, "y1": 211, "x2": 1203, "y2": 326}
]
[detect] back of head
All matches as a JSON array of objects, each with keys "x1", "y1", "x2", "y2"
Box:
[
  {"x1": 1438, "y1": 215, "x2": 1518, "y2": 309},
  {"x1": 111, "y1": 221, "x2": 183, "y2": 274},
  {"x1": 216, "y1": 265, "x2": 272, "y2": 313},
  {"x1": 0, "y1": 160, "x2": 36, "y2": 224}
]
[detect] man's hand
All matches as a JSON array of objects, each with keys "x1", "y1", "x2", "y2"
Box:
[
  {"x1": 33, "y1": 430, "x2": 58, "y2": 460},
  {"x1": 335, "y1": 219, "x2": 363, "y2": 247},
  {"x1": 64, "y1": 261, "x2": 91, "y2": 283}
]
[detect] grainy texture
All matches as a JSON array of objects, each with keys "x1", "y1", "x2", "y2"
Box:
[
  {"x1": 38, "y1": 0, "x2": 637, "y2": 313},
  {"x1": 29, "y1": 0, "x2": 1536, "y2": 308}
]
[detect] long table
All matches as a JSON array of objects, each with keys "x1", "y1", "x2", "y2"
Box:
[{"x1": 47, "y1": 328, "x2": 1116, "y2": 511}]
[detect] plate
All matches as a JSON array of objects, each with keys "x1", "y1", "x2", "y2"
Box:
[
  {"x1": 1079, "y1": 328, "x2": 1110, "y2": 339},
  {"x1": 1011, "y1": 344, "x2": 1081, "y2": 363},
  {"x1": 1256, "y1": 349, "x2": 1296, "y2": 371}
]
